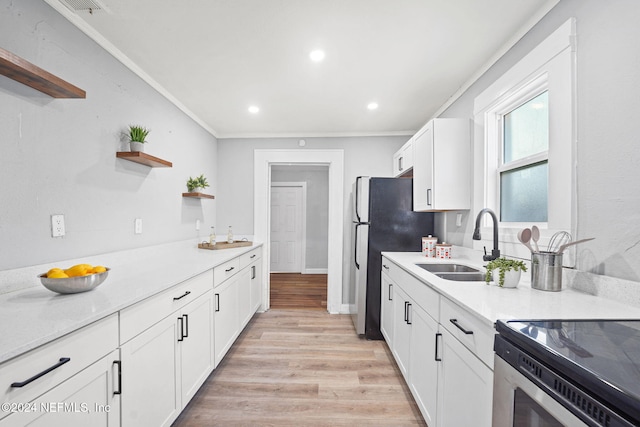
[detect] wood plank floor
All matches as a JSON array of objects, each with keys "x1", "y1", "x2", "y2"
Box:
[
  {"x1": 172, "y1": 310, "x2": 426, "y2": 426},
  {"x1": 269, "y1": 273, "x2": 327, "y2": 310}
]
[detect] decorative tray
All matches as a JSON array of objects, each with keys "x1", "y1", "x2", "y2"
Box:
[{"x1": 198, "y1": 241, "x2": 252, "y2": 250}]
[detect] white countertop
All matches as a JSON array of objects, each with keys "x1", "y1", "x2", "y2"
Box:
[
  {"x1": 0, "y1": 240, "x2": 262, "y2": 364},
  {"x1": 383, "y1": 248, "x2": 640, "y2": 329}
]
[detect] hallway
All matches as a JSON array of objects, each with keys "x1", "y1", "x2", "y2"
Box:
[{"x1": 269, "y1": 273, "x2": 327, "y2": 310}]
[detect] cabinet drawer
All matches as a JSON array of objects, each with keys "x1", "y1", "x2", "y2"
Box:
[
  {"x1": 213, "y1": 258, "x2": 240, "y2": 288},
  {"x1": 382, "y1": 258, "x2": 439, "y2": 320},
  {"x1": 440, "y1": 297, "x2": 495, "y2": 369},
  {"x1": 0, "y1": 314, "x2": 118, "y2": 416},
  {"x1": 239, "y1": 247, "x2": 261, "y2": 270},
  {"x1": 120, "y1": 270, "x2": 212, "y2": 344}
]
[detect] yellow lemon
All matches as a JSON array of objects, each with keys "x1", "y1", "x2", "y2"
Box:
[
  {"x1": 92, "y1": 266, "x2": 107, "y2": 274},
  {"x1": 65, "y1": 265, "x2": 88, "y2": 277},
  {"x1": 47, "y1": 271, "x2": 69, "y2": 279},
  {"x1": 47, "y1": 267, "x2": 64, "y2": 276}
]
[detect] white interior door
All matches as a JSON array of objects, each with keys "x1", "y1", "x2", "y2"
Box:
[{"x1": 270, "y1": 184, "x2": 305, "y2": 273}]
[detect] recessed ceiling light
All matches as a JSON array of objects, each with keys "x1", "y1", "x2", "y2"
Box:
[
  {"x1": 309, "y1": 50, "x2": 325, "y2": 62},
  {"x1": 367, "y1": 102, "x2": 379, "y2": 110},
  {"x1": 248, "y1": 105, "x2": 260, "y2": 114}
]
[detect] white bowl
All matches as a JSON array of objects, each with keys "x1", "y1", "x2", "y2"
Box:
[{"x1": 39, "y1": 268, "x2": 110, "y2": 294}]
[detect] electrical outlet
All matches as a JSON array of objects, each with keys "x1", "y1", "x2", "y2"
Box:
[
  {"x1": 456, "y1": 213, "x2": 463, "y2": 227},
  {"x1": 196, "y1": 219, "x2": 201, "y2": 231},
  {"x1": 51, "y1": 214, "x2": 65, "y2": 237},
  {"x1": 134, "y1": 218, "x2": 143, "y2": 234}
]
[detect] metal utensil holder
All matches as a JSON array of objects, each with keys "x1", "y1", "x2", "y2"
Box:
[{"x1": 531, "y1": 251, "x2": 563, "y2": 292}]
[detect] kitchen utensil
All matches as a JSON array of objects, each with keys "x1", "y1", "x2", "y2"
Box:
[
  {"x1": 531, "y1": 225, "x2": 541, "y2": 252},
  {"x1": 556, "y1": 238, "x2": 595, "y2": 254},
  {"x1": 548, "y1": 231, "x2": 571, "y2": 252},
  {"x1": 531, "y1": 252, "x2": 563, "y2": 291},
  {"x1": 518, "y1": 228, "x2": 534, "y2": 252},
  {"x1": 39, "y1": 268, "x2": 110, "y2": 294}
]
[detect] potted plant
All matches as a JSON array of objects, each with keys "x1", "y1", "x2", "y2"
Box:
[
  {"x1": 485, "y1": 257, "x2": 527, "y2": 288},
  {"x1": 127, "y1": 125, "x2": 150, "y2": 152},
  {"x1": 186, "y1": 174, "x2": 209, "y2": 193}
]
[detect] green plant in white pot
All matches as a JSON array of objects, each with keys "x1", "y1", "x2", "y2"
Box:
[
  {"x1": 186, "y1": 174, "x2": 209, "y2": 193},
  {"x1": 127, "y1": 125, "x2": 150, "y2": 152},
  {"x1": 485, "y1": 257, "x2": 528, "y2": 288}
]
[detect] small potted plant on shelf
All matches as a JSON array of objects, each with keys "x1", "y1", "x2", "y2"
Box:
[
  {"x1": 127, "y1": 125, "x2": 150, "y2": 152},
  {"x1": 485, "y1": 257, "x2": 528, "y2": 288},
  {"x1": 186, "y1": 174, "x2": 209, "y2": 193}
]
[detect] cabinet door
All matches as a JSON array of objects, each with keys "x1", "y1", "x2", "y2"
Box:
[
  {"x1": 214, "y1": 276, "x2": 239, "y2": 367},
  {"x1": 120, "y1": 315, "x2": 180, "y2": 427},
  {"x1": 250, "y1": 261, "x2": 262, "y2": 313},
  {"x1": 391, "y1": 286, "x2": 411, "y2": 380},
  {"x1": 179, "y1": 291, "x2": 214, "y2": 405},
  {"x1": 0, "y1": 350, "x2": 120, "y2": 427},
  {"x1": 238, "y1": 268, "x2": 253, "y2": 329},
  {"x1": 408, "y1": 306, "x2": 439, "y2": 427},
  {"x1": 413, "y1": 123, "x2": 434, "y2": 211},
  {"x1": 380, "y1": 272, "x2": 394, "y2": 344},
  {"x1": 437, "y1": 328, "x2": 493, "y2": 427}
]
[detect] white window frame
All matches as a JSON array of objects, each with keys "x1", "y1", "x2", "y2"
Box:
[{"x1": 473, "y1": 18, "x2": 577, "y2": 259}]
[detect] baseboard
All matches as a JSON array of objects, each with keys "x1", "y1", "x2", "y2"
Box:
[
  {"x1": 303, "y1": 268, "x2": 328, "y2": 274},
  {"x1": 339, "y1": 303, "x2": 352, "y2": 314}
]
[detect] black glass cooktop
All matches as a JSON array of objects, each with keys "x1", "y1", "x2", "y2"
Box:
[{"x1": 496, "y1": 319, "x2": 640, "y2": 424}]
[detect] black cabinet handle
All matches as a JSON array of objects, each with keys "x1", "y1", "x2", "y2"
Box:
[
  {"x1": 427, "y1": 189, "x2": 432, "y2": 206},
  {"x1": 382, "y1": 264, "x2": 389, "y2": 270},
  {"x1": 407, "y1": 303, "x2": 412, "y2": 325},
  {"x1": 250, "y1": 254, "x2": 256, "y2": 259},
  {"x1": 215, "y1": 293, "x2": 220, "y2": 312},
  {"x1": 450, "y1": 318, "x2": 474, "y2": 335},
  {"x1": 113, "y1": 360, "x2": 122, "y2": 395},
  {"x1": 388, "y1": 284, "x2": 393, "y2": 301},
  {"x1": 251, "y1": 265, "x2": 256, "y2": 280},
  {"x1": 435, "y1": 333, "x2": 442, "y2": 361},
  {"x1": 399, "y1": 156, "x2": 403, "y2": 171},
  {"x1": 225, "y1": 266, "x2": 235, "y2": 273},
  {"x1": 404, "y1": 301, "x2": 409, "y2": 323},
  {"x1": 11, "y1": 357, "x2": 71, "y2": 388},
  {"x1": 173, "y1": 290, "x2": 191, "y2": 301},
  {"x1": 183, "y1": 314, "x2": 189, "y2": 338},
  {"x1": 177, "y1": 316, "x2": 185, "y2": 342}
]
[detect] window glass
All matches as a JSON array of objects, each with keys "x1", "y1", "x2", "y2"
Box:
[
  {"x1": 500, "y1": 161, "x2": 548, "y2": 222},
  {"x1": 503, "y1": 91, "x2": 549, "y2": 163}
]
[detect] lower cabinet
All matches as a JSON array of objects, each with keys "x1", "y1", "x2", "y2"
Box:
[
  {"x1": 437, "y1": 327, "x2": 493, "y2": 427},
  {"x1": 249, "y1": 260, "x2": 262, "y2": 314},
  {"x1": 120, "y1": 290, "x2": 213, "y2": 427},
  {"x1": 0, "y1": 350, "x2": 121, "y2": 427},
  {"x1": 213, "y1": 275, "x2": 240, "y2": 367},
  {"x1": 381, "y1": 256, "x2": 493, "y2": 427}
]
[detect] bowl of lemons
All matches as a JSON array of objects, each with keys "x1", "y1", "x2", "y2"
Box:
[{"x1": 39, "y1": 264, "x2": 110, "y2": 294}]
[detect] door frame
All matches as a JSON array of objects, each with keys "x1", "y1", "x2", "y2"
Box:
[
  {"x1": 255, "y1": 149, "x2": 344, "y2": 314},
  {"x1": 270, "y1": 182, "x2": 307, "y2": 273}
]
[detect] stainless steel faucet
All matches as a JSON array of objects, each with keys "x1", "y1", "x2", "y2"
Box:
[{"x1": 473, "y1": 208, "x2": 500, "y2": 261}]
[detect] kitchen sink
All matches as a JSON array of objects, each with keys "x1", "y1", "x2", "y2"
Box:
[
  {"x1": 434, "y1": 272, "x2": 487, "y2": 282},
  {"x1": 416, "y1": 263, "x2": 481, "y2": 273}
]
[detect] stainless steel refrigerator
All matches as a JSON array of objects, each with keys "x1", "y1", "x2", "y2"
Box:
[{"x1": 350, "y1": 177, "x2": 434, "y2": 340}]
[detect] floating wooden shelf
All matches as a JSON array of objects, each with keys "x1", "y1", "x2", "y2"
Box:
[
  {"x1": 116, "y1": 151, "x2": 173, "y2": 168},
  {"x1": 0, "y1": 47, "x2": 86, "y2": 98},
  {"x1": 182, "y1": 192, "x2": 215, "y2": 199}
]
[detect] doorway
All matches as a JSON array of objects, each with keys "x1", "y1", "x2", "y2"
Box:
[{"x1": 254, "y1": 149, "x2": 345, "y2": 314}]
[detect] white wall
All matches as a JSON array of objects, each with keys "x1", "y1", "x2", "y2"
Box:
[
  {"x1": 217, "y1": 136, "x2": 409, "y2": 302},
  {"x1": 435, "y1": 0, "x2": 640, "y2": 283},
  {"x1": 272, "y1": 165, "x2": 329, "y2": 271},
  {"x1": 0, "y1": 1, "x2": 217, "y2": 271}
]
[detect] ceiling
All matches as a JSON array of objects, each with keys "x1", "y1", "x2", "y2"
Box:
[{"x1": 46, "y1": 0, "x2": 559, "y2": 138}]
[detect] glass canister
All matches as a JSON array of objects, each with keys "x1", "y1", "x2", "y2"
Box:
[
  {"x1": 422, "y1": 235, "x2": 438, "y2": 257},
  {"x1": 531, "y1": 251, "x2": 563, "y2": 291}
]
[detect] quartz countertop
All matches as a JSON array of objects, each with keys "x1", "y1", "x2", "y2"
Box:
[
  {"x1": 382, "y1": 248, "x2": 640, "y2": 329},
  {"x1": 0, "y1": 240, "x2": 262, "y2": 364}
]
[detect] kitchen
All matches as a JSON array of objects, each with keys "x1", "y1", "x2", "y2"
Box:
[{"x1": 2, "y1": 0, "x2": 640, "y2": 426}]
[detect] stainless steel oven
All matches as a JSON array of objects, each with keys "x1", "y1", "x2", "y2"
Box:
[{"x1": 493, "y1": 319, "x2": 640, "y2": 427}]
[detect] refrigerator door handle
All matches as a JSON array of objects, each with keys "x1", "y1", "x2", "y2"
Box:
[
  {"x1": 355, "y1": 176, "x2": 362, "y2": 223},
  {"x1": 353, "y1": 222, "x2": 369, "y2": 269}
]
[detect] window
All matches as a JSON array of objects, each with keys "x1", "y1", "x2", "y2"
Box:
[{"x1": 473, "y1": 18, "x2": 576, "y2": 258}]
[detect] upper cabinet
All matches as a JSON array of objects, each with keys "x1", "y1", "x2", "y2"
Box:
[
  {"x1": 392, "y1": 138, "x2": 414, "y2": 177},
  {"x1": 413, "y1": 118, "x2": 470, "y2": 211}
]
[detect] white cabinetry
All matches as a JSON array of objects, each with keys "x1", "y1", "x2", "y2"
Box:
[
  {"x1": 392, "y1": 138, "x2": 414, "y2": 177},
  {"x1": 412, "y1": 118, "x2": 470, "y2": 211},
  {"x1": 119, "y1": 271, "x2": 214, "y2": 427},
  {"x1": 213, "y1": 274, "x2": 239, "y2": 366},
  {"x1": 380, "y1": 256, "x2": 493, "y2": 427},
  {"x1": 0, "y1": 316, "x2": 120, "y2": 427}
]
